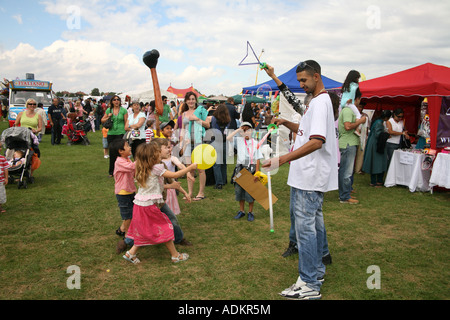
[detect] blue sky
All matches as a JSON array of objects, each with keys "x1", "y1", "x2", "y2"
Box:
[{"x1": 1, "y1": 0, "x2": 449, "y2": 96}]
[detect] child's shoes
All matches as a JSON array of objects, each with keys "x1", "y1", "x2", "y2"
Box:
[{"x1": 234, "y1": 211, "x2": 245, "y2": 219}]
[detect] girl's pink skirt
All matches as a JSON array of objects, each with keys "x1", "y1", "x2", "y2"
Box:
[
  {"x1": 126, "y1": 204, "x2": 174, "y2": 246},
  {"x1": 165, "y1": 189, "x2": 180, "y2": 215}
]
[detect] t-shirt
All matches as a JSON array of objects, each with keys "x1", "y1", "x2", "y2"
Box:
[
  {"x1": 48, "y1": 104, "x2": 64, "y2": 121},
  {"x1": 235, "y1": 137, "x2": 263, "y2": 166},
  {"x1": 134, "y1": 163, "x2": 166, "y2": 207},
  {"x1": 128, "y1": 112, "x2": 146, "y2": 139},
  {"x1": 338, "y1": 106, "x2": 359, "y2": 148},
  {"x1": 106, "y1": 107, "x2": 127, "y2": 135},
  {"x1": 287, "y1": 92, "x2": 338, "y2": 193},
  {"x1": 0, "y1": 155, "x2": 11, "y2": 184},
  {"x1": 113, "y1": 157, "x2": 136, "y2": 194},
  {"x1": 340, "y1": 82, "x2": 359, "y2": 107},
  {"x1": 159, "y1": 104, "x2": 171, "y2": 123}
]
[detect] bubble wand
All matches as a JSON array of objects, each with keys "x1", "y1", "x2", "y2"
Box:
[{"x1": 238, "y1": 41, "x2": 268, "y2": 70}]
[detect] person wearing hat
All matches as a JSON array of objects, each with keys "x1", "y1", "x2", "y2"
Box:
[
  {"x1": 160, "y1": 120, "x2": 175, "y2": 139},
  {"x1": 227, "y1": 122, "x2": 262, "y2": 222}
]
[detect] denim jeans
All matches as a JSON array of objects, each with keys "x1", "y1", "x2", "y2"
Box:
[
  {"x1": 290, "y1": 187, "x2": 326, "y2": 291},
  {"x1": 213, "y1": 142, "x2": 227, "y2": 185},
  {"x1": 338, "y1": 144, "x2": 357, "y2": 201},
  {"x1": 289, "y1": 193, "x2": 330, "y2": 258}
]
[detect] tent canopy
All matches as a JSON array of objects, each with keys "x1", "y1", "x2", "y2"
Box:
[
  {"x1": 242, "y1": 65, "x2": 342, "y2": 94},
  {"x1": 232, "y1": 94, "x2": 266, "y2": 104},
  {"x1": 167, "y1": 85, "x2": 203, "y2": 99},
  {"x1": 359, "y1": 63, "x2": 450, "y2": 150},
  {"x1": 360, "y1": 63, "x2": 450, "y2": 99}
]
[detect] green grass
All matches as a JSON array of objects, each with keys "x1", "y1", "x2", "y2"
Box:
[{"x1": 0, "y1": 120, "x2": 448, "y2": 300}]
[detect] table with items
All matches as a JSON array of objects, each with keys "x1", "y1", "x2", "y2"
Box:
[
  {"x1": 384, "y1": 149, "x2": 432, "y2": 192},
  {"x1": 429, "y1": 152, "x2": 450, "y2": 189}
]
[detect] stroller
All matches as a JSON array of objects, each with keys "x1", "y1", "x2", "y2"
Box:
[
  {"x1": 1, "y1": 127, "x2": 38, "y2": 189},
  {"x1": 63, "y1": 113, "x2": 90, "y2": 146}
]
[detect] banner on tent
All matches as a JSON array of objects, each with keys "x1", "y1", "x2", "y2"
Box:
[{"x1": 436, "y1": 97, "x2": 450, "y2": 149}]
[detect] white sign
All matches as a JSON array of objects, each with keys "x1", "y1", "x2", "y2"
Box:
[{"x1": 399, "y1": 152, "x2": 414, "y2": 165}]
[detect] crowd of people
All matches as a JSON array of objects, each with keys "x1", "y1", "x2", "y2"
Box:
[{"x1": 0, "y1": 63, "x2": 411, "y2": 300}]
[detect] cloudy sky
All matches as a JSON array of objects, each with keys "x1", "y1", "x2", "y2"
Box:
[{"x1": 1, "y1": 0, "x2": 449, "y2": 97}]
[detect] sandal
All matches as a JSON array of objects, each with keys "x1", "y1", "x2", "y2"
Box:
[
  {"x1": 123, "y1": 251, "x2": 141, "y2": 264},
  {"x1": 172, "y1": 252, "x2": 189, "y2": 263},
  {"x1": 116, "y1": 227, "x2": 125, "y2": 237}
]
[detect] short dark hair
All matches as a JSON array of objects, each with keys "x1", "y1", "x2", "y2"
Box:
[{"x1": 296, "y1": 60, "x2": 321, "y2": 76}]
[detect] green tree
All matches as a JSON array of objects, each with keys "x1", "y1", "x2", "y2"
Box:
[{"x1": 91, "y1": 88, "x2": 100, "y2": 96}]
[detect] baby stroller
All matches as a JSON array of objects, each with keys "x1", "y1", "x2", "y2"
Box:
[
  {"x1": 1, "y1": 127, "x2": 37, "y2": 189},
  {"x1": 64, "y1": 113, "x2": 90, "y2": 146}
]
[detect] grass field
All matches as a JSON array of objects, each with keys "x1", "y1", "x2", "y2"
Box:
[{"x1": 0, "y1": 120, "x2": 448, "y2": 301}]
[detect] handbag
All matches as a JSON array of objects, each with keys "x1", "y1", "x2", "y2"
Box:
[
  {"x1": 103, "y1": 117, "x2": 113, "y2": 129},
  {"x1": 400, "y1": 134, "x2": 411, "y2": 149}
]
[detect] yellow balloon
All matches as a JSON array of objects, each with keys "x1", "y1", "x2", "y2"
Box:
[{"x1": 191, "y1": 144, "x2": 217, "y2": 170}]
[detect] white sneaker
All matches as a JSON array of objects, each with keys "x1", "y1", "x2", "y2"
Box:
[
  {"x1": 279, "y1": 276, "x2": 306, "y2": 296},
  {"x1": 284, "y1": 285, "x2": 321, "y2": 300},
  {"x1": 104, "y1": 155, "x2": 109, "y2": 159}
]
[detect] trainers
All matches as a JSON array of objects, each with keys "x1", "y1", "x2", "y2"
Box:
[
  {"x1": 279, "y1": 276, "x2": 305, "y2": 296},
  {"x1": 282, "y1": 241, "x2": 298, "y2": 258},
  {"x1": 284, "y1": 285, "x2": 321, "y2": 300},
  {"x1": 234, "y1": 211, "x2": 245, "y2": 219},
  {"x1": 247, "y1": 212, "x2": 255, "y2": 222},
  {"x1": 340, "y1": 198, "x2": 359, "y2": 204}
]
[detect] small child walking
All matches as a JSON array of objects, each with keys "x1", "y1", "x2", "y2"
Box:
[
  {"x1": 102, "y1": 127, "x2": 109, "y2": 158},
  {"x1": 112, "y1": 140, "x2": 136, "y2": 238},
  {"x1": 0, "y1": 142, "x2": 10, "y2": 213},
  {"x1": 227, "y1": 122, "x2": 262, "y2": 222},
  {"x1": 123, "y1": 140, "x2": 197, "y2": 264}
]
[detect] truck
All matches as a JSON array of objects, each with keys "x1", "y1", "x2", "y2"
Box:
[{"x1": 8, "y1": 74, "x2": 53, "y2": 130}]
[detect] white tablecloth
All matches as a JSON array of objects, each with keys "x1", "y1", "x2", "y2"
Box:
[
  {"x1": 429, "y1": 152, "x2": 450, "y2": 189},
  {"x1": 384, "y1": 150, "x2": 431, "y2": 192}
]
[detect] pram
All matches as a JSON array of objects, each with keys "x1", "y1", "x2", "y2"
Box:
[
  {"x1": 1, "y1": 126, "x2": 38, "y2": 189},
  {"x1": 63, "y1": 113, "x2": 90, "y2": 146}
]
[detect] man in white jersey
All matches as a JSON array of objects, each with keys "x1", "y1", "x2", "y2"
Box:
[{"x1": 263, "y1": 60, "x2": 338, "y2": 300}]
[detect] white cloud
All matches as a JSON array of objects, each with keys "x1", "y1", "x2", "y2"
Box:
[
  {"x1": 12, "y1": 14, "x2": 23, "y2": 24},
  {"x1": 2, "y1": 0, "x2": 450, "y2": 96}
]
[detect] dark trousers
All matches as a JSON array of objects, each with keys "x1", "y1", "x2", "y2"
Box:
[{"x1": 51, "y1": 120, "x2": 63, "y2": 145}]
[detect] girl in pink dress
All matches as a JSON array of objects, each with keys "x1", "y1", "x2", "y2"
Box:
[{"x1": 123, "y1": 141, "x2": 197, "y2": 264}]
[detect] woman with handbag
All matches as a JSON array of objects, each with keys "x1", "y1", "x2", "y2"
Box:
[
  {"x1": 102, "y1": 95, "x2": 128, "y2": 177},
  {"x1": 386, "y1": 108, "x2": 409, "y2": 166},
  {"x1": 125, "y1": 101, "x2": 146, "y2": 159}
]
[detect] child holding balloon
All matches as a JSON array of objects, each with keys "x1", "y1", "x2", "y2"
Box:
[
  {"x1": 123, "y1": 141, "x2": 197, "y2": 264},
  {"x1": 227, "y1": 122, "x2": 263, "y2": 222}
]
